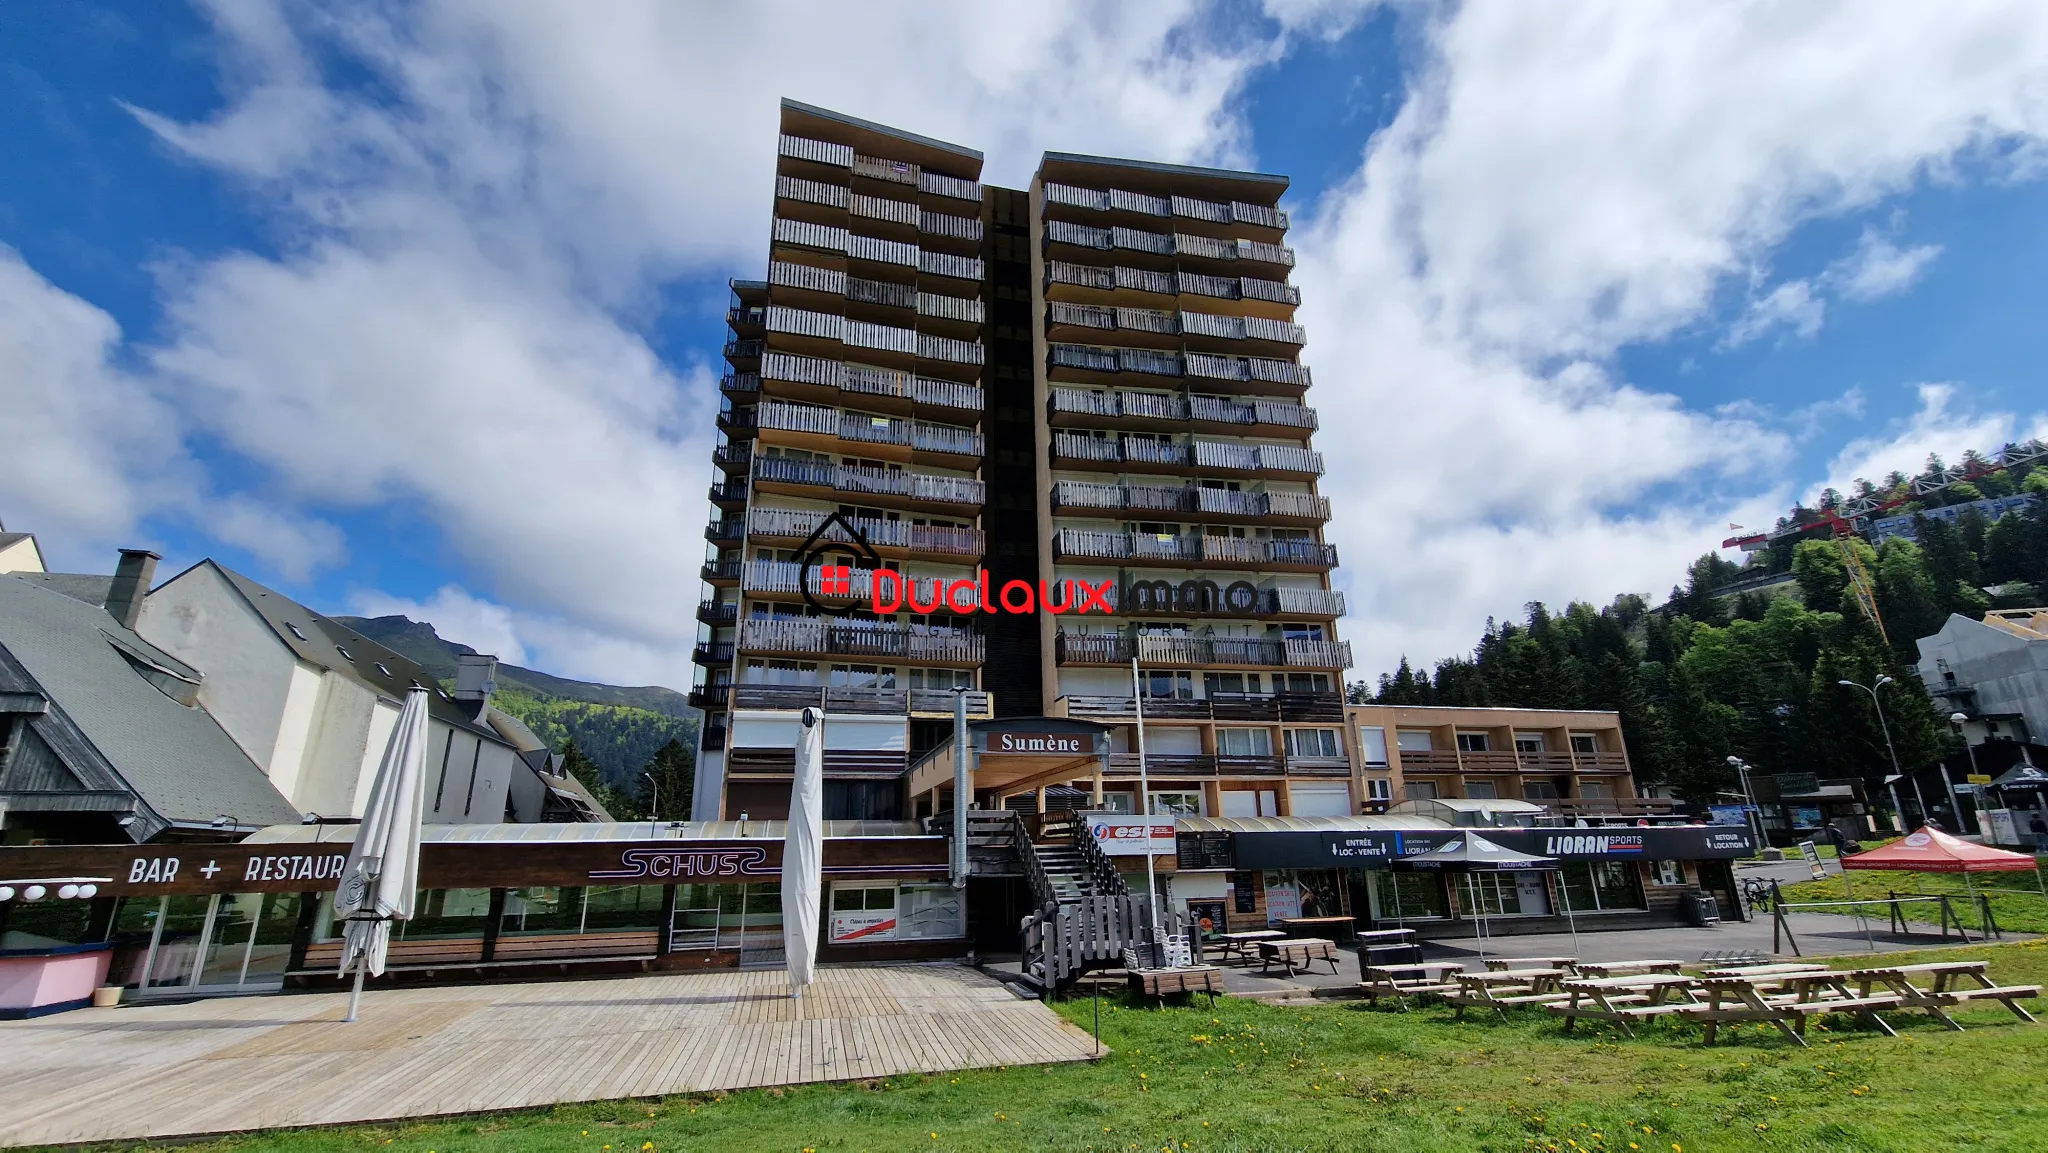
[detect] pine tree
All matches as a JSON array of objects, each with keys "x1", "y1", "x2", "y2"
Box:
[
  {"x1": 640, "y1": 738, "x2": 696, "y2": 822},
  {"x1": 562, "y1": 739, "x2": 642, "y2": 820}
]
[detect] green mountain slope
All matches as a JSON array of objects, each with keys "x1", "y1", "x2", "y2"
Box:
[{"x1": 337, "y1": 615, "x2": 697, "y2": 788}]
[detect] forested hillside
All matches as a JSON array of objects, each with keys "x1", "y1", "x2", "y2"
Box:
[{"x1": 1357, "y1": 448, "x2": 2048, "y2": 804}]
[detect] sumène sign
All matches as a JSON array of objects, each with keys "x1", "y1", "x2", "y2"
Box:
[{"x1": 990, "y1": 732, "x2": 1088, "y2": 754}]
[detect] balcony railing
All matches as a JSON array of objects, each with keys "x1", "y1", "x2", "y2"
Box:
[
  {"x1": 1053, "y1": 481, "x2": 1330, "y2": 523},
  {"x1": 1184, "y1": 352, "x2": 1311, "y2": 388},
  {"x1": 1052, "y1": 431, "x2": 1122, "y2": 462},
  {"x1": 746, "y1": 507, "x2": 985, "y2": 556},
  {"x1": 920, "y1": 171, "x2": 982, "y2": 202},
  {"x1": 757, "y1": 399, "x2": 984, "y2": 456},
  {"x1": 692, "y1": 642, "x2": 735, "y2": 666},
  {"x1": 709, "y1": 479, "x2": 748, "y2": 504},
  {"x1": 776, "y1": 174, "x2": 849, "y2": 209},
  {"x1": 851, "y1": 191, "x2": 917, "y2": 226},
  {"x1": 920, "y1": 250, "x2": 984, "y2": 280},
  {"x1": 739, "y1": 617, "x2": 984, "y2": 664},
  {"x1": 1052, "y1": 528, "x2": 1335, "y2": 569},
  {"x1": 917, "y1": 292, "x2": 985, "y2": 324},
  {"x1": 779, "y1": 134, "x2": 854, "y2": 167},
  {"x1": 1044, "y1": 182, "x2": 1290, "y2": 232},
  {"x1": 1055, "y1": 632, "x2": 1351, "y2": 669},
  {"x1": 1060, "y1": 692, "x2": 1343, "y2": 722},
  {"x1": 919, "y1": 208, "x2": 982, "y2": 243},
  {"x1": 752, "y1": 455, "x2": 984, "y2": 507},
  {"x1": 761, "y1": 351, "x2": 983, "y2": 413},
  {"x1": 731, "y1": 682, "x2": 993, "y2": 716},
  {"x1": 697, "y1": 600, "x2": 739, "y2": 627}
]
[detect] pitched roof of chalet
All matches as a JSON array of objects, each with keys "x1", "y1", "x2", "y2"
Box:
[
  {"x1": 10, "y1": 572, "x2": 116, "y2": 608},
  {"x1": 0, "y1": 575, "x2": 301, "y2": 832},
  {"x1": 172, "y1": 560, "x2": 507, "y2": 743}
]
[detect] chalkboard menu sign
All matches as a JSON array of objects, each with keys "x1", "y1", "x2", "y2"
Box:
[
  {"x1": 1229, "y1": 871, "x2": 1258, "y2": 914},
  {"x1": 1186, "y1": 900, "x2": 1228, "y2": 941},
  {"x1": 1176, "y1": 830, "x2": 1233, "y2": 871}
]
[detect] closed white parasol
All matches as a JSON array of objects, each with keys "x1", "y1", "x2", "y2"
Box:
[
  {"x1": 334, "y1": 684, "x2": 430, "y2": 1022},
  {"x1": 782, "y1": 705, "x2": 824, "y2": 996}
]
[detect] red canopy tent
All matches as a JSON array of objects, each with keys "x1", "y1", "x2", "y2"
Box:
[
  {"x1": 1841, "y1": 827, "x2": 2047, "y2": 924},
  {"x1": 1842, "y1": 828, "x2": 2039, "y2": 873}
]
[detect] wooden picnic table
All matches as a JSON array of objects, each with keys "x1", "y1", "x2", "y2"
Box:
[
  {"x1": 1571, "y1": 959, "x2": 1684, "y2": 978},
  {"x1": 1446, "y1": 969, "x2": 1571, "y2": 1020},
  {"x1": 1128, "y1": 966, "x2": 1224, "y2": 1007},
  {"x1": 1215, "y1": 930, "x2": 1286, "y2": 964},
  {"x1": 1360, "y1": 961, "x2": 1465, "y2": 1008},
  {"x1": 1484, "y1": 955, "x2": 1578, "y2": 972},
  {"x1": 1258, "y1": 937, "x2": 1343, "y2": 976},
  {"x1": 1771, "y1": 971, "x2": 1905, "y2": 1038},
  {"x1": 1690, "y1": 976, "x2": 1812, "y2": 1047},
  {"x1": 1548, "y1": 974, "x2": 1703, "y2": 1037},
  {"x1": 1699, "y1": 962, "x2": 1831, "y2": 979},
  {"x1": 1353, "y1": 928, "x2": 1418, "y2": 943},
  {"x1": 1282, "y1": 916, "x2": 1357, "y2": 942},
  {"x1": 1870, "y1": 961, "x2": 2040, "y2": 1027}
]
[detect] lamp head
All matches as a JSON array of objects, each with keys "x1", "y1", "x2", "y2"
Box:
[
  {"x1": 1951, "y1": 712, "x2": 1969, "y2": 724},
  {"x1": 1876, "y1": 675, "x2": 1894, "y2": 688},
  {"x1": 1725, "y1": 755, "x2": 1743, "y2": 766},
  {"x1": 1836, "y1": 679, "x2": 1855, "y2": 688}
]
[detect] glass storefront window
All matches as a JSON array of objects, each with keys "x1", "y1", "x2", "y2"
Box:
[
  {"x1": 1461, "y1": 872, "x2": 1523, "y2": 916},
  {"x1": 145, "y1": 895, "x2": 214, "y2": 989},
  {"x1": 501, "y1": 887, "x2": 582, "y2": 936},
  {"x1": 582, "y1": 885, "x2": 665, "y2": 933},
  {"x1": 0, "y1": 895, "x2": 101, "y2": 949},
  {"x1": 1560, "y1": 861, "x2": 1646, "y2": 912},
  {"x1": 898, "y1": 884, "x2": 963, "y2": 941},
  {"x1": 407, "y1": 888, "x2": 494, "y2": 939},
  {"x1": 1366, "y1": 871, "x2": 1448, "y2": 920}
]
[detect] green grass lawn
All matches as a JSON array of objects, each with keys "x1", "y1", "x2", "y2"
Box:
[
  {"x1": 1780, "y1": 860, "x2": 2048, "y2": 934},
  {"x1": 68, "y1": 942, "x2": 2048, "y2": 1153}
]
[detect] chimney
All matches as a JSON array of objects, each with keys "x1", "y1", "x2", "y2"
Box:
[
  {"x1": 104, "y1": 549, "x2": 161, "y2": 631},
  {"x1": 454, "y1": 653, "x2": 499, "y2": 713}
]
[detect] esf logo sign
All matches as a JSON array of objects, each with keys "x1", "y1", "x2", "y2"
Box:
[{"x1": 1543, "y1": 834, "x2": 1645, "y2": 856}]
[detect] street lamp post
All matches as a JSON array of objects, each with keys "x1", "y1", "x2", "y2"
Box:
[
  {"x1": 1840, "y1": 676, "x2": 1923, "y2": 827},
  {"x1": 1725, "y1": 756, "x2": 1766, "y2": 855},
  {"x1": 642, "y1": 772, "x2": 659, "y2": 839},
  {"x1": 1949, "y1": 712, "x2": 1978, "y2": 835}
]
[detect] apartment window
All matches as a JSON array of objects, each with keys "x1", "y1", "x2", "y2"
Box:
[
  {"x1": 1283, "y1": 728, "x2": 1342, "y2": 758},
  {"x1": 909, "y1": 668, "x2": 973, "y2": 690},
  {"x1": 1580, "y1": 780, "x2": 1613, "y2": 799},
  {"x1": 1396, "y1": 730, "x2": 1434, "y2": 753},
  {"x1": 1363, "y1": 777, "x2": 1393, "y2": 802},
  {"x1": 1358, "y1": 726, "x2": 1389, "y2": 766},
  {"x1": 1569, "y1": 733, "x2": 1599, "y2": 755},
  {"x1": 1652, "y1": 860, "x2": 1685, "y2": 887},
  {"x1": 1514, "y1": 733, "x2": 1545, "y2": 754},
  {"x1": 1456, "y1": 732, "x2": 1490, "y2": 753},
  {"x1": 1522, "y1": 780, "x2": 1560, "y2": 800},
  {"x1": 1143, "y1": 670, "x2": 1194, "y2": 699},
  {"x1": 1283, "y1": 673, "x2": 1330, "y2": 693},
  {"x1": 1281, "y1": 623, "x2": 1324, "y2": 642},
  {"x1": 1205, "y1": 672, "x2": 1264, "y2": 696},
  {"x1": 1217, "y1": 728, "x2": 1272, "y2": 756},
  {"x1": 1151, "y1": 791, "x2": 1203, "y2": 816},
  {"x1": 1562, "y1": 861, "x2": 1646, "y2": 912},
  {"x1": 1464, "y1": 780, "x2": 1497, "y2": 799},
  {"x1": 829, "y1": 664, "x2": 895, "y2": 689},
  {"x1": 1405, "y1": 780, "x2": 1439, "y2": 801}
]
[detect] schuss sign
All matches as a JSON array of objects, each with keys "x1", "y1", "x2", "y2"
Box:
[{"x1": 1122, "y1": 577, "x2": 1265, "y2": 616}]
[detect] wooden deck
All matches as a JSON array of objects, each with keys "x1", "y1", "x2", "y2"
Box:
[{"x1": 0, "y1": 963, "x2": 1100, "y2": 1146}]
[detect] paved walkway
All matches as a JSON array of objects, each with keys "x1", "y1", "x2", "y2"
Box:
[{"x1": 0, "y1": 963, "x2": 1100, "y2": 1147}]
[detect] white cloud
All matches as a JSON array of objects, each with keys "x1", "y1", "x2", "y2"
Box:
[
  {"x1": 1296, "y1": 0, "x2": 2048, "y2": 675},
  {"x1": 1725, "y1": 279, "x2": 1826, "y2": 346},
  {"x1": 1827, "y1": 229, "x2": 1944, "y2": 301},
  {"x1": 349, "y1": 584, "x2": 530, "y2": 667},
  {"x1": 347, "y1": 582, "x2": 696, "y2": 688},
  {"x1": 1814, "y1": 383, "x2": 2048, "y2": 501}
]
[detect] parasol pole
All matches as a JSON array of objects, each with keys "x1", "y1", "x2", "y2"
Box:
[
  {"x1": 344, "y1": 958, "x2": 366, "y2": 1023},
  {"x1": 1555, "y1": 867, "x2": 1580, "y2": 954}
]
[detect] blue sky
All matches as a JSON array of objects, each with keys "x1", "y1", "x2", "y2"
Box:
[{"x1": 4, "y1": 1, "x2": 2047, "y2": 689}]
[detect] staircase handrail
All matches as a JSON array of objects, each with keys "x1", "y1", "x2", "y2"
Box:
[
  {"x1": 1065, "y1": 809, "x2": 1132, "y2": 898},
  {"x1": 1011, "y1": 813, "x2": 1060, "y2": 914}
]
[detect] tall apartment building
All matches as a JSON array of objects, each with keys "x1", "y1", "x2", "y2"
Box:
[{"x1": 692, "y1": 101, "x2": 1350, "y2": 823}]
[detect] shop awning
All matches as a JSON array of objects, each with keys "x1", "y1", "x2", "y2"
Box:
[{"x1": 1397, "y1": 833, "x2": 1558, "y2": 870}]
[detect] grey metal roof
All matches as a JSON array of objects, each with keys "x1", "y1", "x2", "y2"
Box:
[
  {"x1": 1040, "y1": 151, "x2": 1289, "y2": 191},
  {"x1": 192, "y1": 561, "x2": 506, "y2": 742},
  {"x1": 244, "y1": 819, "x2": 928, "y2": 844},
  {"x1": 1177, "y1": 814, "x2": 1449, "y2": 834},
  {"x1": 0, "y1": 576, "x2": 301, "y2": 828},
  {"x1": 780, "y1": 98, "x2": 983, "y2": 164},
  {"x1": 11, "y1": 573, "x2": 115, "y2": 609}
]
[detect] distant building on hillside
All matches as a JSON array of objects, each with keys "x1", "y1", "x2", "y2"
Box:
[
  {"x1": 1919, "y1": 607, "x2": 2048, "y2": 746},
  {"x1": 1869, "y1": 493, "x2": 2038, "y2": 544}
]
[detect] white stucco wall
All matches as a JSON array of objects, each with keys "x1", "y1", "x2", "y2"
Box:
[
  {"x1": 137, "y1": 565, "x2": 299, "y2": 774},
  {"x1": 265, "y1": 660, "x2": 326, "y2": 801},
  {"x1": 1918, "y1": 614, "x2": 2048, "y2": 741}
]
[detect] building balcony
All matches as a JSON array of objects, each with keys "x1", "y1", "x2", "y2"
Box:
[
  {"x1": 1043, "y1": 302, "x2": 1305, "y2": 356},
  {"x1": 701, "y1": 559, "x2": 742, "y2": 587},
  {"x1": 745, "y1": 506, "x2": 985, "y2": 560},
  {"x1": 1050, "y1": 480, "x2": 1329, "y2": 526},
  {"x1": 756, "y1": 398, "x2": 983, "y2": 467},
  {"x1": 692, "y1": 641, "x2": 735, "y2": 667},
  {"x1": 723, "y1": 338, "x2": 763, "y2": 369},
  {"x1": 699, "y1": 722, "x2": 729, "y2": 751},
  {"x1": 768, "y1": 216, "x2": 986, "y2": 292},
  {"x1": 1093, "y1": 753, "x2": 1347, "y2": 780},
  {"x1": 765, "y1": 260, "x2": 986, "y2": 336},
  {"x1": 751, "y1": 455, "x2": 983, "y2": 516},
  {"x1": 1053, "y1": 632, "x2": 1352, "y2": 670},
  {"x1": 1052, "y1": 528, "x2": 1337, "y2": 572},
  {"x1": 705, "y1": 519, "x2": 746, "y2": 545},
  {"x1": 697, "y1": 600, "x2": 738, "y2": 627},
  {"x1": 715, "y1": 403, "x2": 756, "y2": 438},
  {"x1": 727, "y1": 305, "x2": 766, "y2": 335},
  {"x1": 1057, "y1": 692, "x2": 1344, "y2": 723},
  {"x1": 759, "y1": 304, "x2": 984, "y2": 382},
  {"x1": 737, "y1": 617, "x2": 984, "y2": 667},
  {"x1": 1047, "y1": 343, "x2": 1310, "y2": 398},
  {"x1": 686, "y1": 683, "x2": 730, "y2": 712},
  {"x1": 1049, "y1": 433, "x2": 1321, "y2": 480},
  {"x1": 1087, "y1": 580, "x2": 1345, "y2": 620},
  {"x1": 1042, "y1": 219, "x2": 1295, "y2": 280},
  {"x1": 1041, "y1": 180, "x2": 1288, "y2": 239},
  {"x1": 1045, "y1": 260, "x2": 1299, "y2": 321},
  {"x1": 760, "y1": 350, "x2": 983, "y2": 420},
  {"x1": 1395, "y1": 749, "x2": 1631, "y2": 774},
  {"x1": 741, "y1": 560, "x2": 983, "y2": 609},
  {"x1": 712, "y1": 442, "x2": 752, "y2": 475},
  {"x1": 721, "y1": 371, "x2": 760, "y2": 398},
  {"x1": 709, "y1": 479, "x2": 748, "y2": 510},
  {"x1": 730, "y1": 683, "x2": 993, "y2": 718},
  {"x1": 1048, "y1": 386, "x2": 1315, "y2": 435}
]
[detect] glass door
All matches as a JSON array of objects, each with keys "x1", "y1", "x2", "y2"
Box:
[{"x1": 140, "y1": 895, "x2": 215, "y2": 992}]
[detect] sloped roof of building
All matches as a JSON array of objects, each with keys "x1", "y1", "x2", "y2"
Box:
[
  {"x1": 0, "y1": 576, "x2": 301, "y2": 829},
  {"x1": 10, "y1": 572, "x2": 115, "y2": 608},
  {"x1": 176, "y1": 560, "x2": 506, "y2": 743}
]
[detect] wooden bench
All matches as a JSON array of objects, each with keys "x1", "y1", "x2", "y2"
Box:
[
  {"x1": 1688, "y1": 977, "x2": 1810, "y2": 1047},
  {"x1": 1128, "y1": 966, "x2": 1224, "y2": 1007},
  {"x1": 1883, "y1": 961, "x2": 2040, "y2": 1027},
  {"x1": 1572, "y1": 959, "x2": 1683, "y2": 978},
  {"x1": 1360, "y1": 962, "x2": 1464, "y2": 1009},
  {"x1": 493, "y1": 931, "x2": 661, "y2": 960},
  {"x1": 1258, "y1": 938, "x2": 1342, "y2": 976},
  {"x1": 302, "y1": 938, "x2": 485, "y2": 969},
  {"x1": 1446, "y1": 969, "x2": 1570, "y2": 1019},
  {"x1": 1484, "y1": 955, "x2": 1578, "y2": 973},
  {"x1": 1216, "y1": 930, "x2": 1286, "y2": 965},
  {"x1": 1548, "y1": 974, "x2": 1703, "y2": 1038}
]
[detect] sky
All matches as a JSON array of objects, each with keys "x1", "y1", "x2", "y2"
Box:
[{"x1": 4, "y1": 1, "x2": 2048, "y2": 693}]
